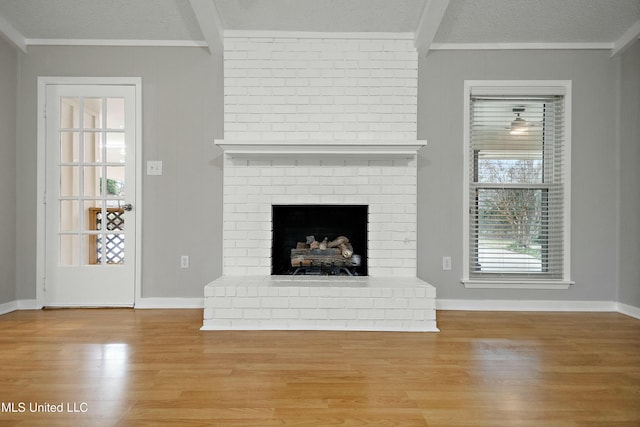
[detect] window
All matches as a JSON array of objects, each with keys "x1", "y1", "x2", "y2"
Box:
[{"x1": 462, "y1": 81, "x2": 572, "y2": 289}]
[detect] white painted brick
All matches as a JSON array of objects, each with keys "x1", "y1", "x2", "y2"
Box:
[
  {"x1": 323, "y1": 320, "x2": 347, "y2": 329},
  {"x1": 231, "y1": 319, "x2": 264, "y2": 329},
  {"x1": 300, "y1": 308, "x2": 329, "y2": 319},
  {"x1": 206, "y1": 297, "x2": 234, "y2": 308},
  {"x1": 204, "y1": 277, "x2": 437, "y2": 331},
  {"x1": 261, "y1": 297, "x2": 289, "y2": 308},
  {"x1": 356, "y1": 309, "x2": 386, "y2": 320},
  {"x1": 385, "y1": 309, "x2": 414, "y2": 320},
  {"x1": 242, "y1": 266, "x2": 269, "y2": 275},
  {"x1": 327, "y1": 308, "x2": 356, "y2": 319},
  {"x1": 272, "y1": 308, "x2": 300, "y2": 319},
  {"x1": 340, "y1": 288, "x2": 371, "y2": 298},
  {"x1": 243, "y1": 308, "x2": 271, "y2": 319},
  {"x1": 412, "y1": 310, "x2": 426, "y2": 320},
  {"x1": 214, "y1": 308, "x2": 243, "y2": 319},
  {"x1": 349, "y1": 298, "x2": 374, "y2": 309},
  {"x1": 372, "y1": 320, "x2": 403, "y2": 331},
  {"x1": 221, "y1": 35, "x2": 420, "y2": 277},
  {"x1": 277, "y1": 287, "x2": 299, "y2": 297},
  {"x1": 344, "y1": 320, "x2": 375, "y2": 330},
  {"x1": 317, "y1": 298, "x2": 345, "y2": 309},
  {"x1": 289, "y1": 297, "x2": 317, "y2": 308},
  {"x1": 234, "y1": 297, "x2": 262, "y2": 308}
]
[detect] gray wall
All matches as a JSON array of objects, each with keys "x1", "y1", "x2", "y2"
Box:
[
  {"x1": 618, "y1": 41, "x2": 640, "y2": 307},
  {"x1": 15, "y1": 46, "x2": 224, "y2": 300},
  {"x1": 0, "y1": 36, "x2": 16, "y2": 305},
  {"x1": 8, "y1": 44, "x2": 639, "y2": 307},
  {"x1": 417, "y1": 49, "x2": 620, "y2": 302}
]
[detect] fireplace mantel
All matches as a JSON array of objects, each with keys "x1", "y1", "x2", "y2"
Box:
[{"x1": 215, "y1": 139, "x2": 427, "y2": 159}]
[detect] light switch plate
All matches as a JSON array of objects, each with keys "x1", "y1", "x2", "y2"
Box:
[{"x1": 147, "y1": 160, "x2": 163, "y2": 176}]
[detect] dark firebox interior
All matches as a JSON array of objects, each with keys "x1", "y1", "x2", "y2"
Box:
[{"x1": 271, "y1": 205, "x2": 368, "y2": 275}]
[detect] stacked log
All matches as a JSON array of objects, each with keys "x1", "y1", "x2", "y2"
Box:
[{"x1": 290, "y1": 235, "x2": 359, "y2": 268}]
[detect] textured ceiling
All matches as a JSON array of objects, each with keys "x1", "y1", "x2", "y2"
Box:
[
  {"x1": 435, "y1": 0, "x2": 640, "y2": 43},
  {"x1": 0, "y1": 0, "x2": 203, "y2": 40},
  {"x1": 215, "y1": 0, "x2": 424, "y2": 33},
  {"x1": 0, "y1": 0, "x2": 638, "y2": 44}
]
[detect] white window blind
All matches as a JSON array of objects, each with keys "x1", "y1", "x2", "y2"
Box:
[{"x1": 467, "y1": 94, "x2": 566, "y2": 281}]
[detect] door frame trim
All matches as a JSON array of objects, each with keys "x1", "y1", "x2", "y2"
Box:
[{"x1": 36, "y1": 77, "x2": 143, "y2": 308}]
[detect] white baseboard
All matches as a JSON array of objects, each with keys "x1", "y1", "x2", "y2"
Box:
[
  {"x1": 437, "y1": 299, "x2": 618, "y2": 312},
  {"x1": 2, "y1": 298, "x2": 638, "y2": 320},
  {"x1": 0, "y1": 301, "x2": 18, "y2": 315},
  {"x1": 616, "y1": 303, "x2": 640, "y2": 320},
  {"x1": 17, "y1": 299, "x2": 41, "y2": 310},
  {"x1": 0, "y1": 299, "x2": 40, "y2": 315},
  {"x1": 135, "y1": 297, "x2": 204, "y2": 309}
]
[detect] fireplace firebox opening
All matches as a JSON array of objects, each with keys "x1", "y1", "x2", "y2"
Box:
[{"x1": 271, "y1": 205, "x2": 368, "y2": 276}]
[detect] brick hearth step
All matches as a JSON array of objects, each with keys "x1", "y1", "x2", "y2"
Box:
[{"x1": 202, "y1": 276, "x2": 438, "y2": 332}]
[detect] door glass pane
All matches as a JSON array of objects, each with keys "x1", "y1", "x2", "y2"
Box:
[
  {"x1": 81, "y1": 234, "x2": 94, "y2": 266},
  {"x1": 60, "y1": 166, "x2": 79, "y2": 197},
  {"x1": 106, "y1": 166, "x2": 125, "y2": 197},
  {"x1": 83, "y1": 98, "x2": 103, "y2": 129},
  {"x1": 60, "y1": 201, "x2": 80, "y2": 232},
  {"x1": 92, "y1": 209, "x2": 126, "y2": 265},
  {"x1": 106, "y1": 98, "x2": 125, "y2": 129},
  {"x1": 104, "y1": 233, "x2": 125, "y2": 264},
  {"x1": 83, "y1": 166, "x2": 102, "y2": 197},
  {"x1": 84, "y1": 201, "x2": 103, "y2": 231},
  {"x1": 56, "y1": 93, "x2": 129, "y2": 269},
  {"x1": 60, "y1": 234, "x2": 79, "y2": 266},
  {"x1": 83, "y1": 132, "x2": 102, "y2": 163},
  {"x1": 60, "y1": 98, "x2": 80, "y2": 128},
  {"x1": 60, "y1": 132, "x2": 79, "y2": 163},
  {"x1": 106, "y1": 133, "x2": 126, "y2": 163}
]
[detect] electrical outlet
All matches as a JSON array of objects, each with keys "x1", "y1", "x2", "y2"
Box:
[
  {"x1": 442, "y1": 256, "x2": 452, "y2": 271},
  {"x1": 180, "y1": 255, "x2": 189, "y2": 268}
]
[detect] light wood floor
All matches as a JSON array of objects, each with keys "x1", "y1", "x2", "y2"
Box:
[{"x1": 0, "y1": 309, "x2": 638, "y2": 426}]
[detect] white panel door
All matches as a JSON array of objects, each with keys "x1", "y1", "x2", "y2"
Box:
[{"x1": 44, "y1": 83, "x2": 137, "y2": 306}]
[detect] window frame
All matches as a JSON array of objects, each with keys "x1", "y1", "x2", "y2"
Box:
[{"x1": 462, "y1": 81, "x2": 573, "y2": 289}]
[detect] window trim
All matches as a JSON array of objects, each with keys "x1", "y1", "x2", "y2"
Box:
[{"x1": 462, "y1": 80, "x2": 573, "y2": 289}]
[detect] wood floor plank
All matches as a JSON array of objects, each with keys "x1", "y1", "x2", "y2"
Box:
[{"x1": 0, "y1": 309, "x2": 638, "y2": 426}]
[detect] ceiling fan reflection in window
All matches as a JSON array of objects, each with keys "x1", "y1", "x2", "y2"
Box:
[{"x1": 507, "y1": 106, "x2": 542, "y2": 135}]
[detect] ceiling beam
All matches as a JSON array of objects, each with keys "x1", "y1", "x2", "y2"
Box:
[
  {"x1": 0, "y1": 13, "x2": 27, "y2": 53},
  {"x1": 414, "y1": 0, "x2": 449, "y2": 56},
  {"x1": 189, "y1": 0, "x2": 223, "y2": 54},
  {"x1": 611, "y1": 19, "x2": 640, "y2": 58}
]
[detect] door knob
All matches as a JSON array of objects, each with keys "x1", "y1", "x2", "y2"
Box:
[{"x1": 123, "y1": 203, "x2": 133, "y2": 212}]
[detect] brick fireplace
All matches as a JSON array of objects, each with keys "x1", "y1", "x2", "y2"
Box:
[{"x1": 202, "y1": 31, "x2": 437, "y2": 331}]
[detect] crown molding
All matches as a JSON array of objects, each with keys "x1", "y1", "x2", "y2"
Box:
[
  {"x1": 430, "y1": 42, "x2": 613, "y2": 51},
  {"x1": 25, "y1": 39, "x2": 208, "y2": 47},
  {"x1": 223, "y1": 30, "x2": 415, "y2": 40}
]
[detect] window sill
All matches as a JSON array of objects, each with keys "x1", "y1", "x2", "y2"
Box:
[{"x1": 461, "y1": 279, "x2": 574, "y2": 290}]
